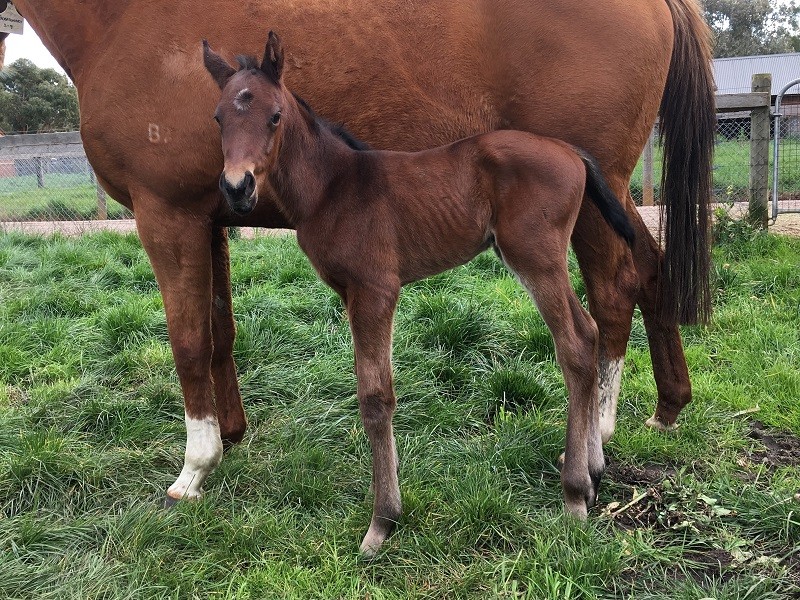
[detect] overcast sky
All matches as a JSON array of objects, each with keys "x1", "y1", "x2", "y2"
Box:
[{"x1": 4, "y1": 26, "x2": 65, "y2": 74}]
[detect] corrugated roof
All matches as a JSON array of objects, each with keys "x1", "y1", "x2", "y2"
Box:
[{"x1": 713, "y1": 53, "x2": 800, "y2": 94}]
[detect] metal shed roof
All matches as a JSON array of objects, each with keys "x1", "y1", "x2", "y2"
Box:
[{"x1": 713, "y1": 53, "x2": 800, "y2": 94}]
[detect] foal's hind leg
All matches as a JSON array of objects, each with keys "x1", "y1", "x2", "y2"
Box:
[
  {"x1": 345, "y1": 284, "x2": 402, "y2": 557},
  {"x1": 570, "y1": 195, "x2": 639, "y2": 445},
  {"x1": 495, "y1": 230, "x2": 604, "y2": 517}
]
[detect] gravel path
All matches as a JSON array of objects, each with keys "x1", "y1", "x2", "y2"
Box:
[{"x1": 1, "y1": 206, "x2": 798, "y2": 239}]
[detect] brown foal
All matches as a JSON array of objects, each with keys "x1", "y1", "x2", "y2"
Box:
[{"x1": 204, "y1": 33, "x2": 635, "y2": 557}]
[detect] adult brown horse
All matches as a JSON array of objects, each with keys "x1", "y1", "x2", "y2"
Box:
[
  {"x1": 10, "y1": 0, "x2": 714, "y2": 516},
  {"x1": 205, "y1": 32, "x2": 636, "y2": 554}
]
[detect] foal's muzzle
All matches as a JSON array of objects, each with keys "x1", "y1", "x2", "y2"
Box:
[{"x1": 219, "y1": 170, "x2": 257, "y2": 215}]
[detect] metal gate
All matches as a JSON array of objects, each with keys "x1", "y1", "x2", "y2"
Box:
[{"x1": 772, "y1": 77, "x2": 800, "y2": 218}]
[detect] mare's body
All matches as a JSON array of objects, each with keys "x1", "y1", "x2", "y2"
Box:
[
  {"x1": 205, "y1": 35, "x2": 635, "y2": 556},
  {"x1": 10, "y1": 0, "x2": 715, "y2": 521}
]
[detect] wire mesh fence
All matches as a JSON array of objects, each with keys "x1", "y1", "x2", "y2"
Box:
[
  {"x1": 0, "y1": 133, "x2": 132, "y2": 222},
  {"x1": 630, "y1": 116, "x2": 768, "y2": 206},
  {"x1": 0, "y1": 107, "x2": 796, "y2": 223},
  {"x1": 774, "y1": 82, "x2": 800, "y2": 216}
]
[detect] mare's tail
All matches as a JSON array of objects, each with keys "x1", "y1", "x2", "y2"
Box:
[
  {"x1": 659, "y1": 0, "x2": 715, "y2": 325},
  {"x1": 576, "y1": 149, "x2": 635, "y2": 248}
]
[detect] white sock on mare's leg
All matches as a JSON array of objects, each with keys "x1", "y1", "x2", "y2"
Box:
[
  {"x1": 598, "y1": 357, "x2": 623, "y2": 444},
  {"x1": 167, "y1": 414, "x2": 223, "y2": 501}
]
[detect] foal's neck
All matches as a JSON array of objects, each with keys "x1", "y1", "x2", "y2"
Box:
[{"x1": 269, "y1": 98, "x2": 363, "y2": 224}]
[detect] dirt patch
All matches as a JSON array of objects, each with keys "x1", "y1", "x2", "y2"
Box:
[
  {"x1": 746, "y1": 420, "x2": 800, "y2": 470},
  {"x1": 602, "y1": 421, "x2": 800, "y2": 531},
  {"x1": 601, "y1": 462, "x2": 681, "y2": 531},
  {"x1": 637, "y1": 205, "x2": 800, "y2": 239},
  {"x1": 0, "y1": 219, "x2": 293, "y2": 238},
  {"x1": 1, "y1": 207, "x2": 797, "y2": 238},
  {"x1": 772, "y1": 213, "x2": 800, "y2": 237}
]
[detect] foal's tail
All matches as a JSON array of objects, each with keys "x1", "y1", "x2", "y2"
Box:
[{"x1": 576, "y1": 149, "x2": 635, "y2": 248}]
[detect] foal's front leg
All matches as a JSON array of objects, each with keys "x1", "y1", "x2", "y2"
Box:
[{"x1": 345, "y1": 283, "x2": 402, "y2": 558}]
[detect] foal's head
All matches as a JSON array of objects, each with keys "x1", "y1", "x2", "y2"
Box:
[{"x1": 203, "y1": 32, "x2": 287, "y2": 215}]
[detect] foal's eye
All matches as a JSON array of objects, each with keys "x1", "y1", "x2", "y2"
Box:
[
  {"x1": 213, "y1": 114, "x2": 221, "y2": 125},
  {"x1": 270, "y1": 111, "x2": 282, "y2": 127}
]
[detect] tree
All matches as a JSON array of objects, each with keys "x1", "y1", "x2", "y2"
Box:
[
  {"x1": 0, "y1": 58, "x2": 79, "y2": 133},
  {"x1": 703, "y1": 0, "x2": 800, "y2": 57}
]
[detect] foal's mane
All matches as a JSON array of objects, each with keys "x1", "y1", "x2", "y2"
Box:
[
  {"x1": 234, "y1": 54, "x2": 370, "y2": 153},
  {"x1": 291, "y1": 93, "x2": 370, "y2": 152}
]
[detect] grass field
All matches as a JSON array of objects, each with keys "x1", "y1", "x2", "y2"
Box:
[
  {"x1": 0, "y1": 229, "x2": 798, "y2": 599},
  {"x1": 630, "y1": 138, "x2": 800, "y2": 204},
  {"x1": 0, "y1": 175, "x2": 131, "y2": 221}
]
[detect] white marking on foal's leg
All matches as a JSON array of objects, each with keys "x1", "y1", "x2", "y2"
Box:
[
  {"x1": 598, "y1": 357, "x2": 624, "y2": 444},
  {"x1": 167, "y1": 414, "x2": 223, "y2": 501}
]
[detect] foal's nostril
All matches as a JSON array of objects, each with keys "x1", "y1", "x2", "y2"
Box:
[
  {"x1": 219, "y1": 170, "x2": 257, "y2": 214},
  {"x1": 242, "y1": 171, "x2": 255, "y2": 198}
]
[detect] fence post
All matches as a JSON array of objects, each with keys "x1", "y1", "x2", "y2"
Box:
[
  {"x1": 96, "y1": 182, "x2": 107, "y2": 220},
  {"x1": 35, "y1": 156, "x2": 45, "y2": 188},
  {"x1": 642, "y1": 127, "x2": 655, "y2": 206},
  {"x1": 749, "y1": 73, "x2": 771, "y2": 228}
]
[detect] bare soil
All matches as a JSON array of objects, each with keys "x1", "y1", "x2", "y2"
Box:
[
  {"x1": 603, "y1": 421, "x2": 800, "y2": 586},
  {"x1": 637, "y1": 205, "x2": 800, "y2": 238},
  {"x1": 746, "y1": 420, "x2": 800, "y2": 471}
]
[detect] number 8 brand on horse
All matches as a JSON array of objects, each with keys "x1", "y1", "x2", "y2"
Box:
[{"x1": 204, "y1": 32, "x2": 636, "y2": 556}]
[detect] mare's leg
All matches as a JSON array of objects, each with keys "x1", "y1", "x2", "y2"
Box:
[
  {"x1": 345, "y1": 284, "x2": 402, "y2": 557},
  {"x1": 210, "y1": 226, "x2": 247, "y2": 447},
  {"x1": 134, "y1": 196, "x2": 222, "y2": 503},
  {"x1": 573, "y1": 183, "x2": 693, "y2": 436},
  {"x1": 495, "y1": 225, "x2": 604, "y2": 517},
  {"x1": 630, "y1": 212, "x2": 691, "y2": 429}
]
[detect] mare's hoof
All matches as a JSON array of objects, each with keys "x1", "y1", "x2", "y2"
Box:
[
  {"x1": 163, "y1": 495, "x2": 180, "y2": 509},
  {"x1": 221, "y1": 430, "x2": 246, "y2": 453},
  {"x1": 645, "y1": 414, "x2": 678, "y2": 432}
]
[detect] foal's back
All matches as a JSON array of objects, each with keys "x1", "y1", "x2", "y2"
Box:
[{"x1": 310, "y1": 131, "x2": 587, "y2": 285}]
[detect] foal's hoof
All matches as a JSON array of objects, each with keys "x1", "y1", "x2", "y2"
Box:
[
  {"x1": 359, "y1": 532, "x2": 387, "y2": 561},
  {"x1": 564, "y1": 498, "x2": 589, "y2": 521},
  {"x1": 359, "y1": 519, "x2": 397, "y2": 560},
  {"x1": 645, "y1": 414, "x2": 679, "y2": 432}
]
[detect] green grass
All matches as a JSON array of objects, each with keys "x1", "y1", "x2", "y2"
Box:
[
  {"x1": 631, "y1": 137, "x2": 800, "y2": 204},
  {"x1": 0, "y1": 230, "x2": 799, "y2": 598},
  {"x1": 0, "y1": 176, "x2": 132, "y2": 221}
]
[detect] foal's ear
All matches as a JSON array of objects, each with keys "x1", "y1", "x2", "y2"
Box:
[
  {"x1": 203, "y1": 40, "x2": 236, "y2": 89},
  {"x1": 261, "y1": 31, "x2": 284, "y2": 83}
]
